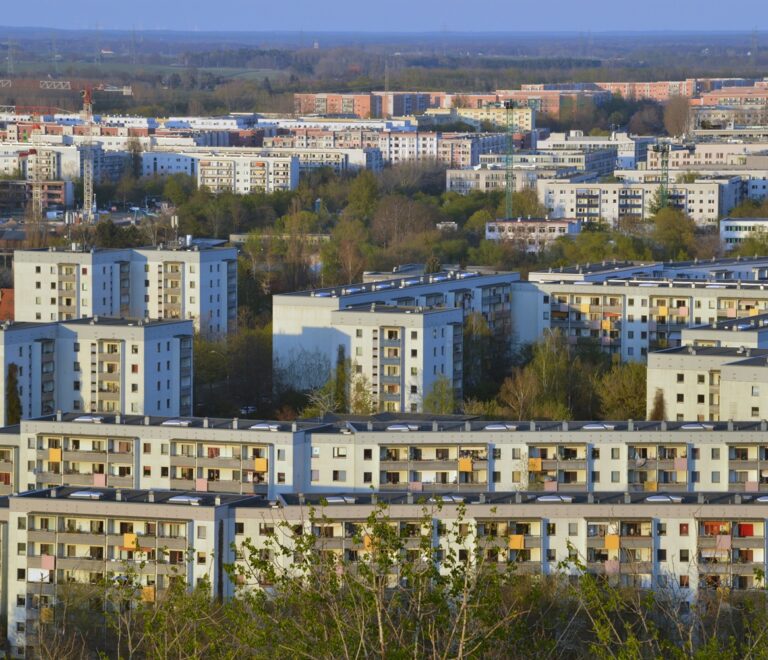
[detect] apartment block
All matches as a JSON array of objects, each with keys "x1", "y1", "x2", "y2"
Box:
[
  {"x1": 0, "y1": 317, "x2": 192, "y2": 426},
  {"x1": 446, "y1": 163, "x2": 589, "y2": 195},
  {"x1": 537, "y1": 177, "x2": 741, "y2": 225},
  {"x1": 4, "y1": 487, "x2": 248, "y2": 657},
  {"x1": 6, "y1": 484, "x2": 768, "y2": 656},
  {"x1": 196, "y1": 153, "x2": 298, "y2": 194},
  {"x1": 233, "y1": 490, "x2": 768, "y2": 603},
  {"x1": 13, "y1": 244, "x2": 238, "y2": 337},
  {"x1": 330, "y1": 305, "x2": 464, "y2": 412},
  {"x1": 512, "y1": 257, "x2": 768, "y2": 361},
  {"x1": 721, "y1": 217, "x2": 768, "y2": 251},
  {"x1": 485, "y1": 218, "x2": 581, "y2": 253},
  {"x1": 11, "y1": 414, "x2": 768, "y2": 497},
  {"x1": 536, "y1": 131, "x2": 655, "y2": 169},
  {"x1": 273, "y1": 270, "x2": 517, "y2": 391}
]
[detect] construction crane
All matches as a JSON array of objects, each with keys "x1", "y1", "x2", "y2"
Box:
[
  {"x1": 81, "y1": 86, "x2": 96, "y2": 223},
  {"x1": 79, "y1": 84, "x2": 131, "y2": 223},
  {"x1": 651, "y1": 143, "x2": 670, "y2": 210},
  {"x1": 504, "y1": 101, "x2": 516, "y2": 220}
]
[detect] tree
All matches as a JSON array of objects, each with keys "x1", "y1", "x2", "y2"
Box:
[
  {"x1": 497, "y1": 368, "x2": 541, "y2": 421},
  {"x1": 651, "y1": 206, "x2": 697, "y2": 260},
  {"x1": 663, "y1": 96, "x2": 691, "y2": 137},
  {"x1": 422, "y1": 375, "x2": 456, "y2": 414},
  {"x1": 321, "y1": 217, "x2": 369, "y2": 285},
  {"x1": 370, "y1": 195, "x2": 438, "y2": 249},
  {"x1": 345, "y1": 169, "x2": 379, "y2": 221},
  {"x1": 464, "y1": 208, "x2": 493, "y2": 236},
  {"x1": 424, "y1": 253, "x2": 442, "y2": 274},
  {"x1": 597, "y1": 362, "x2": 647, "y2": 420},
  {"x1": 649, "y1": 388, "x2": 666, "y2": 421},
  {"x1": 6, "y1": 363, "x2": 21, "y2": 425}
]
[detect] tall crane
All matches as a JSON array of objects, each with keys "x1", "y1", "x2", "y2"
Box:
[
  {"x1": 81, "y1": 86, "x2": 96, "y2": 223},
  {"x1": 504, "y1": 101, "x2": 516, "y2": 220},
  {"x1": 651, "y1": 143, "x2": 670, "y2": 210}
]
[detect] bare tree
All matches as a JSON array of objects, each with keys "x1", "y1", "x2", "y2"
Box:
[{"x1": 664, "y1": 96, "x2": 691, "y2": 137}]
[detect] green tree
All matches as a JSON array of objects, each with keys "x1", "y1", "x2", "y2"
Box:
[
  {"x1": 422, "y1": 374, "x2": 456, "y2": 414},
  {"x1": 345, "y1": 169, "x2": 379, "y2": 221},
  {"x1": 5, "y1": 363, "x2": 21, "y2": 425},
  {"x1": 649, "y1": 388, "x2": 666, "y2": 421},
  {"x1": 424, "y1": 253, "x2": 442, "y2": 274},
  {"x1": 597, "y1": 361, "x2": 647, "y2": 420},
  {"x1": 652, "y1": 206, "x2": 697, "y2": 260}
]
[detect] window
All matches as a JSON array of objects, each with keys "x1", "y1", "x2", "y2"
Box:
[
  {"x1": 679, "y1": 575, "x2": 690, "y2": 588},
  {"x1": 698, "y1": 374, "x2": 705, "y2": 384},
  {"x1": 332, "y1": 470, "x2": 346, "y2": 482},
  {"x1": 591, "y1": 471, "x2": 600, "y2": 483},
  {"x1": 657, "y1": 549, "x2": 667, "y2": 562},
  {"x1": 568, "y1": 523, "x2": 578, "y2": 536},
  {"x1": 277, "y1": 472, "x2": 285, "y2": 484},
  {"x1": 697, "y1": 395, "x2": 705, "y2": 404},
  {"x1": 680, "y1": 523, "x2": 689, "y2": 536},
  {"x1": 676, "y1": 394, "x2": 684, "y2": 403},
  {"x1": 711, "y1": 448, "x2": 720, "y2": 460},
  {"x1": 546, "y1": 549, "x2": 556, "y2": 561},
  {"x1": 493, "y1": 471, "x2": 501, "y2": 483},
  {"x1": 355, "y1": 329, "x2": 363, "y2": 338},
  {"x1": 657, "y1": 523, "x2": 666, "y2": 536},
  {"x1": 161, "y1": 467, "x2": 169, "y2": 477},
  {"x1": 546, "y1": 523, "x2": 556, "y2": 535},
  {"x1": 711, "y1": 471, "x2": 720, "y2": 483},
  {"x1": 143, "y1": 466, "x2": 151, "y2": 477},
  {"x1": 363, "y1": 449, "x2": 372, "y2": 460},
  {"x1": 235, "y1": 522, "x2": 244, "y2": 534},
  {"x1": 363, "y1": 472, "x2": 372, "y2": 483},
  {"x1": 611, "y1": 471, "x2": 620, "y2": 483},
  {"x1": 676, "y1": 374, "x2": 684, "y2": 383},
  {"x1": 311, "y1": 469, "x2": 319, "y2": 482},
  {"x1": 752, "y1": 407, "x2": 760, "y2": 417},
  {"x1": 17, "y1": 543, "x2": 26, "y2": 555},
  {"x1": 493, "y1": 448, "x2": 501, "y2": 459},
  {"x1": 17, "y1": 569, "x2": 25, "y2": 581},
  {"x1": 680, "y1": 549, "x2": 689, "y2": 562},
  {"x1": 410, "y1": 367, "x2": 418, "y2": 376},
  {"x1": 332, "y1": 447, "x2": 347, "y2": 458},
  {"x1": 17, "y1": 517, "x2": 26, "y2": 530},
  {"x1": 611, "y1": 447, "x2": 620, "y2": 460},
  {"x1": 143, "y1": 443, "x2": 151, "y2": 454},
  {"x1": 131, "y1": 364, "x2": 139, "y2": 374},
  {"x1": 411, "y1": 349, "x2": 417, "y2": 358}
]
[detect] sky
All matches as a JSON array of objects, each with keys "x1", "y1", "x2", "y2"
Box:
[{"x1": 0, "y1": 0, "x2": 766, "y2": 33}]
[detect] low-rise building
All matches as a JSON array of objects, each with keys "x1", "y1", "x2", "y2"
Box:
[
  {"x1": 485, "y1": 218, "x2": 581, "y2": 252},
  {"x1": 721, "y1": 217, "x2": 768, "y2": 251}
]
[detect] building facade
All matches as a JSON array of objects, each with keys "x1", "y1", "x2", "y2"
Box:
[{"x1": 14, "y1": 244, "x2": 238, "y2": 337}]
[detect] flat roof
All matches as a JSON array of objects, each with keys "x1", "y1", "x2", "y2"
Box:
[
  {"x1": 333, "y1": 304, "x2": 459, "y2": 316},
  {"x1": 15, "y1": 486, "x2": 262, "y2": 507},
  {"x1": 281, "y1": 269, "x2": 517, "y2": 298},
  {"x1": 690, "y1": 313, "x2": 768, "y2": 332},
  {"x1": 654, "y1": 346, "x2": 768, "y2": 359},
  {"x1": 277, "y1": 491, "x2": 767, "y2": 507}
]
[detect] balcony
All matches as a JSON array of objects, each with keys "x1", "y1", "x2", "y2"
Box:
[
  {"x1": 107, "y1": 475, "x2": 135, "y2": 488},
  {"x1": 197, "y1": 456, "x2": 242, "y2": 469}
]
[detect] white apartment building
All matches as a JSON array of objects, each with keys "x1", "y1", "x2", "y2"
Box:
[
  {"x1": 273, "y1": 270, "x2": 518, "y2": 391},
  {"x1": 9, "y1": 414, "x2": 768, "y2": 499},
  {"x1": 446, "y1": 163, "x2": 590, "y2": 195},
  {"x1": 721, "y1": 216, "x2": 768, "y2": 251},
  {"x1": 512, "y1": 257, "x2": 768, "y2": 361},
  {"x1": 196, "y1": 153, "x2": 299, "y2": 194},
  {"x1": 5, "y1": 487, "x2": 243, "y2": 657},
  {"x1": 330, "y1": 304, "x2": 464, "y2": 412},
  {"x1": 647, "y1": 345, "x2": 768, "y2": 422},
  {"x1": 537, "y1": 177, "x2": 742, "y2": 226},
  {"x1": 7, "y1": 485, "x2": 768, "y2": 657},
  {"x1": 535, "y1": 131, "x2": 655, "y2": 168},
  {"x1": 13, "y1": 244, "x2": 238, "y2": 337},
  {"x1": 485, "y1": 218, "x2": 581, "y2": 253},
  {"x1": 646, "y1": 143, "x2": 768, "y2": 169},
  {"x1": 0, "y1": 317, "x2": 193, "y2": 426}
]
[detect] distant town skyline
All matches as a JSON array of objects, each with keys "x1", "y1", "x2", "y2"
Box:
[{"x1": 0, "y1": 0, "x2": 766, "y2": 33}]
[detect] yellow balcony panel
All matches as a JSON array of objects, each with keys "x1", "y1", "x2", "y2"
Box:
[
  {"x1": 254, "y1": 458, "x2": 268, "y2": 473},
  {"x1": 528, "y1": 457, "x2": 542, "y2": 472},
  {"x1": 142, "y1": 586, "x2": 156, "y2": 603},
  {"x1": 508, "y1": 534, "x2": 525, "y2": 550},
  {"x1": 605, "y1": 534, "x2": 620, "y2": 551},
  {"x1": 458, "y1": 457, "x2": 473, "y2": 473},
  {"x1": 644, "y1": 481, "x2": 658, "y2": 492},
  {"x1": 48, "y1": 448, "x2": 62, "y2": 462},
  {"x1": 123, "y1": 532, "x2": 137, "y2": 549}
]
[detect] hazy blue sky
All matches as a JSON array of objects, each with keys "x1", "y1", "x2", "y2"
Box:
[{"x1": 0, "y1": 0, "x2": 765, "y2": 32}]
